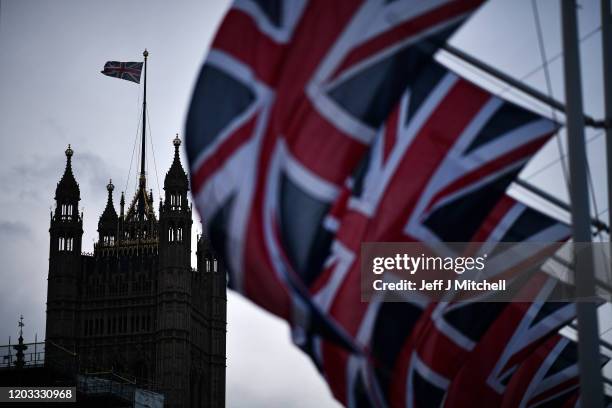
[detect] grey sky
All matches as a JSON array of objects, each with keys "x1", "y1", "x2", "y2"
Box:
[{"x1": 0, "y1": 0, "x2": 610, "y2": 406}]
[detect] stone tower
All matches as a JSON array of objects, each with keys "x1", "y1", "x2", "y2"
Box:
[
  {"x1": 45, "y1": 138, "x2": 226, "y2": 407},
  {"x1": 157, "y1": 134, "x2": 193, "y2": 406},
  {"x1": 46, "y1": 145, "x2": 83, "y2": 368}
]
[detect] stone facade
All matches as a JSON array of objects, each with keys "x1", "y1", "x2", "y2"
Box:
[{"x1": 45, "y1": 137, "x2": 226, "y2": 407}]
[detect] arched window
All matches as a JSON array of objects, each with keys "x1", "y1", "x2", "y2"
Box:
[
  {"x1": 168, "y1": 226, "x2": 183, "y2": 243},
  {"x1": 60, "y1": 204, "x2": 74, "y2": 219},
  {"x1": 58, "y1": 236, "x2": 73, "y2": 251},
  {"x1": 169, "y1": 193, "x2": 182, "y2": 209}
]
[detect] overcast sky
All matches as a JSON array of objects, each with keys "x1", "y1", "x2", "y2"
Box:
[{"x1": 0, "y1": 0, "x2": 610, "y2": 406}]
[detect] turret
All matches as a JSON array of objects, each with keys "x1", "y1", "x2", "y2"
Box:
[
  {"x1": 49, "y1": 144, "x2": 83, "y2": 262},
  {"x1": 156, "y1": 134, "x2": 193, "y2": 406},
  {"x1": 46, "y1": 145, "x2": 83, "y2": 370},
  {"x1": 196, "y1": 228, "x2": 215, "y2": 273},
  {"x1": 163, "y1": 134, "x2": 189, "y2": 212},
  {"x1": 160, "y1": 134, "x2": 191, "y2": 252},
  {"x1": 53, "y1": 144, "x2": 80, "y2": 222},
  {"x1": 98, "y1": 179, "x2": 118, "y2": 246}
]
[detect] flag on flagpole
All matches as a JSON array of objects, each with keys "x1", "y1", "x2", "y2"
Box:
[{"x1": 101, "y1": 61, "x2": 143, "y2": 83}]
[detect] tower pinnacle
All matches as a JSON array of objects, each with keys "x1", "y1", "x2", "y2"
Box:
[
  {"x1": 55, "y1": 145, "x2": 80, "y2": 203},
  {"x1": 164, "y1": 134, "x2": 188, "y2": 193}
]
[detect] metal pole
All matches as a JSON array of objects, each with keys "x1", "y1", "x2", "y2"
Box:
[
  {"x1": 441, "y1": 32, "x2": 612, "y2": 233},
  {"x1": 441, "y1": 43, "x2": 606, "y2": 128},
  {"x1": 140, "y1": 49, "x2": 148, "y2": 181},
  {"x1": 514, "y1": 179, "x2": 609, "y2": 232},
  {"x1": 561, "y1": 1, "x2": 604, "y2": 406},
  {"x1": 601, "y1": 0, "x2": 612, "y2": 285}
]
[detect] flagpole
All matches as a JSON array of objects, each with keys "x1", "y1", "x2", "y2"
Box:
[
  {"x1": 560, "y1": 2, "x2": 604, "y2": 407},
  {"x1": 140, "y1": 49, "x2": 148, "y2": 188},
  {"x1": 438, "y1": 43, "x2": 610, "y2": 232},
  {"x1": 440, "y1": 43, "x2": 605, "y2": 128},
  {"x1": 513, "y1": 179, "x2": 608, "y2": 233},
  {"x1": 600, "y1": 0, "x2": 612, "y2": 284}
]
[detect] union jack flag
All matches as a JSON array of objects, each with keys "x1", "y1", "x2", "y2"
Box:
[
  {"x1": 185, "y1": 1, "x2": 581, "y2": 406},
  {"x1": 442, "y1": 278, "x2": 576, "y2": 407},
  {"x1": 313, "y1": 200, "x2": 571, "y2": 406},
  {"x1": 101, "y1": 61, "x2": 143, "y2": 83},
  {"x1": 500, "y1": 334, "x2": 610, "y2": 408},
  {"x1": 186, "y1": 0, "x2": 485, "y2": 322}
]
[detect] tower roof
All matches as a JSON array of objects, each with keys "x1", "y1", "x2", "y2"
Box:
[
  {"x1": 98, "y1": 179, "x2": 118, "y2": 230},
  {"x1": 164, "y1": 134, "x2": 189, "y2": 191},
  {"x1": 55, "y1": 145, "x2": 80, "y2": 201}
]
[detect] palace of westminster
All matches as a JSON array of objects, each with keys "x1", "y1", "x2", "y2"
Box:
[{"x1": 44, "y1": 135, "x2": 226, "y2": 407}]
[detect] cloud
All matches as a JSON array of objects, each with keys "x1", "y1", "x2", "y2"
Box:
[
  {"x1": 38, "y1": 117, "x2": 68, "y2": 142},
  {"x1": 0, "y1": 156, "x2": 64, "y2": 204},
  {"x1": 0, "y1": 149, "x2": 121, "y2": 206},
  {"x1": 76, "y1": 150, "x2": 123, "y2": 200},
  {"x1": 0, "y1": 220, "x2": 32, "y2": 239},
  {"x1": 0, "y1": 231, "x2": 48, "y2": 344}
]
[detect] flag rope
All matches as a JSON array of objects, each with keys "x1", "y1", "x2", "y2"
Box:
[
  {"x1": 531, "y1": 0, "x2": 571, "y2": 191},
  {"x1": 124, "y1": 91, "x2": 142, "y2": 196},
  {"x1": 145, "y1": 104, "x2": 162, "y2": 201}
]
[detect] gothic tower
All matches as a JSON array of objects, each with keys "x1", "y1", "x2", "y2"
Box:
[
  {"x1": 157, "y1": 135, "x2": 193, "y2": 407},
  {"x1": 46, "y1": 145, "x2": 83, "y2": 368}
]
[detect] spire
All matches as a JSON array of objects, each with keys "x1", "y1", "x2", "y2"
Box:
[
  {"x1": 164, "y1": 134, "x2": 189, "y2": 192},
  {"x1": 55, "y1": 144, "x2": 80, "y2": 201},
  {"x1": 120, "y1": 191, "x2": 125, "y2": 218},
  {"x1": 13, "y1": 315, "x2": 27, "y2": 369},
  {"x1": 98, "y1": 179, "x2": 118, "y2": 230}
]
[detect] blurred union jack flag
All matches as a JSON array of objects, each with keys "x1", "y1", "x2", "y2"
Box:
[
  {"x1": 185, "y1": 0, "x2": 596, "y2": 406},
  {"x1": 501, "y1": 333, "x2": 611, "y2": 408},
  {"x1": 100, "y1": 61, "x2": 143, "y2": 83}
]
